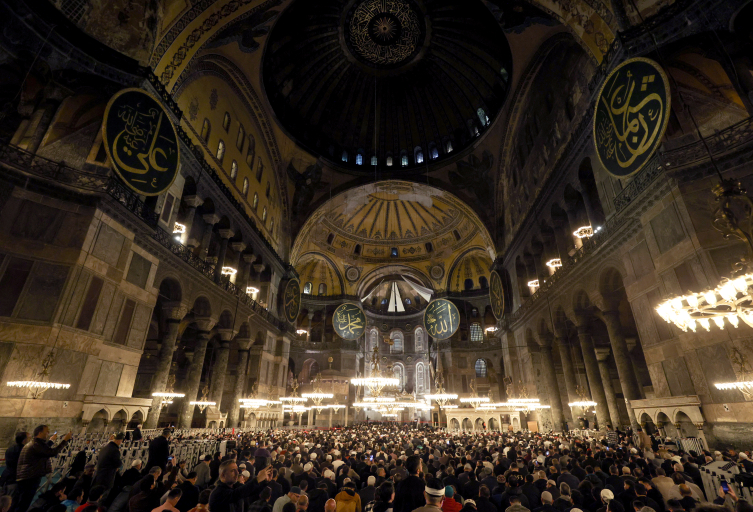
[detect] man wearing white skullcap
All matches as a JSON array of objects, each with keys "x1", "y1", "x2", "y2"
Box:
[{"x1": 412, "y1": 478, "x2": 445, "y2": 512}]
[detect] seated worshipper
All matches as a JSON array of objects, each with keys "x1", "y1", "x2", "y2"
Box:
[
  {"x1": 29, "y1": 481, "x2": 68, "y2": 512},
  {"x1": 413, "y1": 479, "x2": 447, "y2": 512},
  {"x1": 187, "y1": 490, "x2": 211, "y2": 512},
  {"x1": 335, "y1": 482, "x2": 362, "y2": 512},
  {"x1": 668, "y1": 475, "x2": 702, "y2": 503},
  {"x1": 508, "y1": 496, "x2": 531, "y2": 512},
  {"x1": 534, "y1": 492, "x2": 557, "y2": 512},
  {"x1": 209, "y1": 461, "x2": 271, "y2": 512},
  {"x1": 275, "y1": 487, "x2": 303, "y2": 512},
  {"x1": 442, "y1": 487, "x2": 462, "y2": 512},
  {"x1": 62, "y1": 487, "x2": 86, "y2": 512},
  {"x1": 152, "y1": 489, "x2": 182, "y2": 512}
]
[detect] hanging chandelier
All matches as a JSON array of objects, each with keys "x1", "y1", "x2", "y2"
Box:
[
  {"x1": 459, "y1": 379, "x2": 490, "y2": 408},
  {"x1": 351, "y1": 345, "x2": 399, "y2": 397},
  {"x1": 190, "y1": 385, "x2": 216, "y2": 413},
  {"x1": 6, "y1": 350, "x2": 71, "y2": 399},
  {"x1": 569, "y1": 384, "x2": 597, "y2": 410},
  {"x1": 426, "y1": 370, "x2": 458, "y2": 409},
  {"x1": 281, "y1": 377, "x2": 308, "y2": 404},
  {"x1": 573, "y1": 226, "x2": 593, "y2": 238},
  {"x1": 302, "y1": 373, "x2": 335, "y2": 412}
]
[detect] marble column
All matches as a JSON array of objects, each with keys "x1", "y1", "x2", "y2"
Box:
[
  {"x1": 201, "y1": 214, "x2": 220, "y2": 260},
  {"x1": 556, "y1": 336, "x2": 579, "y2": 420},
  {"x1": 227, "y1": 337, "x2": 252, "y2": 427},
  {"x1": 238, "y1": 253, "x2": 255, "y2": 293},
  {"x1": 179, "y1": 317, "x2": 216, "y2": 429},
  {"x1": 210, "y1": 329, "x2": 234, "y2": 409},
  {"x1": 254, "y1": 264, "x2": 267, "y2": 304},
  {"x1": 214, "y1": 229, "x2": 234, "y2": 284},
  {"x1": 575, "y1": 324, "x2": 611, "y2": 429},
  {"x1": 595, "y1": 347, "x2": 622, "y2": 428},
  {"x1": 144, "y1": 302, "x2": 187, "y2": 429},
  {"x1": 602, "y1": 310, "x2": 640, "y2": 429},
  {"x1": 229, "y1": 242, "x2": 245, "y2": 284},
  {"x1": 182, "y1": 195, "x2": 204, "y2": 247},
  {"x1": 626, "y1": 338, "x2": 645, "y2": 393},
  {"x1": 539, "y1": 334, "x2": 565, "y2": 432}
]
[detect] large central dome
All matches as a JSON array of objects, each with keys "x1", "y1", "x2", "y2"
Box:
[{"x1": 262, "y1": 0, "x2": 512, "y2": 173}]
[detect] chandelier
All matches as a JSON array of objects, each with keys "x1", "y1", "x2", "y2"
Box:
[
  {"x1": 426, "y1": 370, "x2": 458, "y2": 409},
  {"x1": 190, "y1": 385, "x2": 216, "y2": 413},
  {"x1": 568, "y1": 384, "x2": 597, "y2": 411},
  {"x1": 281, "y1": 377, "x2": 308, "y2": 404},
  {"x1": 247, "y1": 286, "x2": 259, "y2": 294},
  {"x1": 6, "y1": 350, "x2": 71, "y2": 399},
  {"x1": 302, "y1": 373, "x2": 334, "y2": 412},
  {"x1": 545, "y1": 258, "x2": 562, "y2": 269},
  {"x1": 459, "y1": 379, "x2": 490, "y2": 408},
  {"x1": 528, "y1": 280, "x2": 539, "y2": 288},
  {"x1": 152, "y1": 373, "x2": 184, "y2": 408},
  {"x1": 573, "y1": 226, "x2": 593, "y2": 238},
  {"x1": 351, "y1": 345, "x2": 399, "y2": 397}
]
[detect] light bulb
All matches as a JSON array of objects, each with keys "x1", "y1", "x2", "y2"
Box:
[
  {"x1": 713, "y1": 317, "x2": 725, "y2": 329},
  {"x1": 686, "y1": 294, "x2": 699, "y2": 308},
  {"x1": 699, "y1": 318, "x2": 710, "y2": 331},
  {"x1": 728, "y1": 315, "x2": 740, "y2": 328},
  {"x1": 704, "y1": 291, "x2": 717, "y2": 305}
]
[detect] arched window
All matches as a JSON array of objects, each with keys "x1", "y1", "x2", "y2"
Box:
[
  {"x1": 414, "y1": 327, "x2": 425, "y2": 352},
  {"x1": 216, "y1": 140, "x2": 225, "y2": 163},
  {"x1": 479, "y1": 276, "x2": 488, "y2": 289},
  {"x1": 386, "y1": 155, "x2": 393, "y2": 166},
  {"x1": 326, "y1": 233, "x2": 334, "y2": 245},
  {"x1": 356, "y1": 152, "x2": 363, "y2": 166},
  {"x1": 303, "y1": 282, "x2": 312, "y2": 294},
  {"x1": 253, "y1": 192, "x2": 258, "y2": 209},
  {"x1": 371, "y1": 155, "x2": 378, "y2": 166},
  {"x1": 431, "y1": 146, "x2": 439, "y2": 159},
  {"x1": 201, "y1": 119, "x2": 211, "y2": 142},
  {"x1": 415, "y1": 147, "x2": 423, "y2": 164},
  {"x1": 475, "y1": 358, "x2": 487, "y2": 377},
  {"x1": 242, "y1": 178, "x2": 249, "y2": 196},
  {"x1": 354, "y1": 244, "x2": 361, "y2": 255},
  {"x1": 445, "y1": 139, "x2": 453, "y2": 153},
  {"x1": 477, "y1": 108, "x2": 489, "y2": 127},
  {"x1": 230, "y1": 160, "x2": 238, "y2": 181},
  {"x1": 464, "y1": 278, "x2": 474, "y2": 291},
  {"x1": 246, "y1": 136, "x2": 255, "y2": 166},
  {"x1": 262, "y1": 207, "x2": 267, "y2": 223},
  {"x1": 401, "y1": 153, "x2": 408, "y2": 167},
  {"x1": 342, "y1": 150, "x2": 348, "y2": 162},
  {"x1": 390, "y1": 331, "x2": 403, "y2": 354},
  {"x1": 416, "y1": 362, "x2": 425, "y2": 393},
  {"x1": 453, "y1": 229, "x2": 461, "y2": 241},
  {"x1": 256, "y1": 158, "x2": 263, "y2": 181},
  {"x1": 236, "y1": 124, "x2": 245, "y2": 150},
  {"x1": 369, "y1": 328, "x2": 379, "y2": 352},
  {"x1": 470, "y1": 323, "x2": 483, "y2": 342},
  {"x1": 468, "y1": 119, "x2": 479, "y2": 137},
  {"x1": 265, "y1": 182, "x2": 270, "y2": 198},
  {"x1": 223, "y1": 112, "x2": 231, "y2": 132},
  {"x1": 392, "y1": 363, "x2": 405, "y2": 390},
  {"x1": 318, "y1": 283, "x2": 327, "y2": 295}
]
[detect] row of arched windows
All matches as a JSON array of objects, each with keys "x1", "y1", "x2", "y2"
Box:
[{"x1": 302, "y1": 282, "x2": 328, "y2": 295}]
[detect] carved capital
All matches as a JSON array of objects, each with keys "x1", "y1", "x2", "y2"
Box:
[
  {"x1": 235, "y1": 337, "x2": 253, "y2": 351},
  {"x1": 202, "y1": 213, "x2": 221, "y2": 225},
  {"x1": 195, "y1": 316, "x2": 217, "y2": 333},
  {"x1": 254, "y1": 264, "x2": 266, "y2": 273},
  {"x1": 219, "y1": 229, "x2": 235, "y2": 240},
  {"x1": 216, "y1": 328, "x2": 236, "y2": 342},
  {"x1": 184, "y1": 195, "x2": 204, "y2": 208},
  {"x1": 537, "y1": 332, "x2": 554, "y2": 348},
  {"x1": 594, "y1": 347, "x2": 611, "y2": 362},
  {"x1": 243, "y1": 253, "x2": 257, "y2": 264},
  {"x1": 162, "y1": 301, "x2": 189, "y2": 321},
  {"x1": 231, "y1": 242, "x2": 246, "y2": 252}
]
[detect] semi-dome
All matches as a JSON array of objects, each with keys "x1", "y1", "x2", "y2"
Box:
[{"x1": 262, "y1": 0, "x2": 512, "y2": 173}]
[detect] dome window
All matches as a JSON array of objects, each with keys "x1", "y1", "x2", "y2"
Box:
[
  {"x1": 236, "y1": 124, "x2": 245, "y2": 151},
  {"x1": 201, "y1": 119, "x2": 211, "y2": 142},
  {"x1": 327, "y1": 233, "x2": 335, "y2": 245},
  {"x1": 415, "y1": 147, "x2": 424, "y2": 164},
  {"x1": 431, "y1": 146, "x2": 439, "y2": 159},
  {"x1": 252, "y1": 192, "x2": 258, "y2": 209},
  {"x1": 342, "y1": 150, "x2": 348, "y2": 162},
  {"x1": 445, "y1": 140, "x2": 453, "y2": 153},
  {"x1": 216, "y1": 140, "x2": 225, "y2": 163},
  {"x1": 318, "y1": 283, "x2": 327, "y2": 295},
  {"x1": 391, "y1": 247, "x2": 398, "y2": 257},
  {"x1": 371, "y1": 155, "x2": 378, "y2": 166},
  {"x1": 303, "y1": 282, "x2": 312, "y2": 294},
  {"x1": 223, "y1": 112, "x2": 231, "y2": 132},
  {"x1": 475, "y1": 357, "x2": 487, "y2": 376},
  {"x1": 401, "y1": 155, "x2": 408, "y2": 167},
  {"x1": 425, "y1": 242, "x2": 433, "y2": 253},
  {"x1": 356, "y1": 153, "x2": 363, "y2": 165},
  {"x1": 471, "y1": 324, "x2": 484, "y2": 342},
  {"x1": 242, "y1": 178, "x2": 249, "y2": 196},
  {"x1": 354, "y1": 244, "x2": 361, "y2": 255},
  {"x1": 256, "y1": 158, "x2": 264, "y2": 181},
  {"x1": 386, "y1": 156, "x2": 393, "y2": 166},
  {"x1": 230, "y1": 160, "x2": 238, "y2": 181},
  {"x1": 477, "y1": 108, "x2": 489, "y2": 127}
]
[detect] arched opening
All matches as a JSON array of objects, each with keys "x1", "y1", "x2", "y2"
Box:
[
  {"x1": 300, "y1": 358, "x2": 320, "y2": 383},
  {"x1": 475, "y1": 358, "x2": 488, "y2": 377},
  {"x1": 462, "y1": 418, "x2": 473, "y2": 431},
  {"x1": 450, "y1": 418, "x2": 461, "y2": 431},
  {"x1": 475, "y1": 418, "x2": 485, "y2": 430},
  {"x1": 578, "y1": 158, "x2": 606, "y2": 227},
  {"x1": 675, "y1": 411, "x2": 699, "y2": 438}
]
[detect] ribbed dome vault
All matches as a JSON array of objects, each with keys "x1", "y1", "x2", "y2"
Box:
[{"x1": 262, "y1": 0, "x2": 512, "y2": 172}]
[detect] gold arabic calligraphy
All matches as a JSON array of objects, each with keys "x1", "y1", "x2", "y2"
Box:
[
  {"x1": 595, "y1": 59, "x2": 668, "y2": 176},
  {"x1": 334, "y1": 304, "x2": 365, "y2": 339},
  {"x1": 112, "y1": 104, "x2": 174, "y2": 178},
  {"x1": 425, "y1": 299, "x2": 458, "y2": 339}
]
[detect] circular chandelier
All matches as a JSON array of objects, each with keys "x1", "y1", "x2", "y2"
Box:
[
  {"x1": 281, "y1": 377, "x2": 309, "y2": 404},
  {"x1": 189, "y1": 385, "x2": 215, "y2": 413},
  {"x1": 426, "y1": 369, "x2": 458, "y2": 409},
  {"x1": 302, "y1": 374, "x2": 335, "y2": 412},
  {"x1": 7, "y1": 350, "x2": 71, "y2": 399},
  {"x1": 459, "y1": 378, "x2": 490, "y2": 408},
  {"x1": 351, "y1": 345, "x2": 399, "y2": 397}
]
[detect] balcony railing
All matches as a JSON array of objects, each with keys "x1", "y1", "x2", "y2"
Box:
[{"x1": 0, "y1": 142, "x2": 293, "y2": 334}]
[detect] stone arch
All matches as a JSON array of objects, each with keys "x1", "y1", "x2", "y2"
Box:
[
  {"x1": 674, "y1": 411, "x2": 699, "y2": 437},
  {"x1": 450, "y1": 418, "x2": 460, "y2": 431},
  {"x1": 300, "y1": 358, "x2": 320, "y2": 383},
  {"x1": 599, "y1": 266, "x2": 626, "y2": 297},
  {"x1": 87, "y1": 409, "x2": 109, "y2": 432},
  {"x1": 512, "y1": 415, "x2": 520, "y2": 431},
  {"x1": 462, "y1": 417, "x2": 473, "y2": 431},
  {"x1": 217, "y1": 309, "x2": 234, "y2": 329},
  {"x1": 475, "y1": 417, "x2": 485, "y2": 431},
  {"x1": 110, "y1": 409, "x2": 128, "y2": 432},
  {"x1": 573, "y1": 289, "x2": 592, "y2": 310},
  {"x1": 159, "y1": 277, "x2": 183, "y2": 303},
  {"x1": 192, "y1": 296, "x2": 213, "y2": 318},
  {"x1": 128, "y1": 410, "x2": 144, "y2": 429}
]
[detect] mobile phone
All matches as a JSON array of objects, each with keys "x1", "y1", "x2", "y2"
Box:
[
  {"x1": 545, "y1": 451, "x2": 549, "y2": 456},
  {"x1": 722, "y1": 481, "x2": 730, "y2": 493},
  {"x1": 370, "y1": 456, "x2": 374, "y2": 460},
  {"x1": 606, "y1": 447, "x2": 610, "y2": 451},
  {"x1": 54, "y1": 431, "x2": 58, "y2": 435},
  {"x1": 168, "y1": 456, "x2": 174, "y2": 460}
]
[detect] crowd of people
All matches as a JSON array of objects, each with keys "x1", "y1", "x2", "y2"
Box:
[{"x1": 1, "y1": 423, "x2": 752, "y2": 512}]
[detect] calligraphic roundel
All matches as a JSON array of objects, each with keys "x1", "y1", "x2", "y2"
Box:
[
  {"x1": 103, "y1": 88, "x2": 180, "y2": 196},
  {"x1": 282, "y1": 278, "x2": 301, "y2": 323},
  {"x1": 333, "y1": 303, "x2": 367, "y2": 340},
  {"x1": 593, "y1": 58, "x2": 670, "y2": 178},
  {"x1": 489, "y1": 270, "x2": 505, "y2": 320},
  {"x1": 423, "y1": 298, "x2": 460, "y2": 341}
]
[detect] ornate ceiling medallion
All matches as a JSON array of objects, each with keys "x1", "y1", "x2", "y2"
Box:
[{"x1": 348, "y1": 0, "x2": 423, "y2": 67}]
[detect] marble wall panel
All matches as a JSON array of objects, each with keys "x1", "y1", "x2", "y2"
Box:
[
  {"x1": 0, "y1": 341, "x2": 13, "y2": 381},
  {"x1": 44, "y1": 348, "x2": 87, "y2": 401},
  {"x1": 16, "y1": 262, "x2": 69, "y2": 322},
  {"x1": 125, "y1": 252, "x2": 151, "y2": 289},
  {"x1": 62, "y1": 268, "x2": 89, "y2": 327},
  {"x1": 651, "y1": 206, "x2": 686, "y2": 254},
  {"x1": 77, "y1": 356, "x2": 102, "y2": 396},
  {"x1": 126, "y1": 303, "x2": 151, "y2": 350},
  {"x1": 91, "y1": 281, "x2": 116, "y2": 336},
  {"x1": 93, "y1": 361, "x2": 123, "y2": 397},
  {"x1": 92, "y1": 224, "x2": 125, "y2": 268},
  {"x1": 630, "y1": 240, "x2": 655, "y2": 279},
  {"x1": 102, "y1": 292, "x2": 125, "y2": 341},
  {"x1": 698, "y1": 343, "x2": 746, "y2": 403},
  {"x1": 661, "y1": 357, "x2": 695, "y2": 396},
  {"x1": 684, "y1": 350, "x2": 713, "y2": 402},
  {"x1": 116, "y1": 364, "x2": 138, "y2": 397},
  {"x1": 647, "y1": 362, "x2": 671, "y2": 397}
]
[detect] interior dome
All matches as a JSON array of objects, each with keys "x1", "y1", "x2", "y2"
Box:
[{"x1": 262, "y1": 0, "x2": 512, "y2": 173}]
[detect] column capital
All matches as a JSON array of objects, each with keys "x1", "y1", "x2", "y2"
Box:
[
  {"x1": 594, "y1": 347, "x2": 611, "y2": 362},
  {"x1": 537, "y1": 332, "x2": 554, "y2": 348},
  {"x1": 231, "y1": 242, "x2": 246, "y2": 252},
  {"x1": 195, "y1": 316, "x2": 217, "y2": 333},
  {"x1": 203, "y1": 213, "x2": 221, "y2": 225},
  {"x1": 243, "y1": 253, "x2": 257, "y2": 264},
  {"x1": 219, "y1": 229, "x2": 235, "y2": 240},
  {"x1": 216, "y1": 328, "x2": 236, "y2": 342},
  {"x1": 184, "y1": 195, "x2": 204, "y2": 208},
  {"x1": 235, "y1": 337, "x2": 253, "y2": 351},
  {"x1": 254, "y1": 264, "x2": 266, "y2": 273},
  {"x1": 162, "y1": 301, "x2": 188, "y2": 321},
  {"x1": 625, "y1": 337, "x2": 638, "y2": 352}
]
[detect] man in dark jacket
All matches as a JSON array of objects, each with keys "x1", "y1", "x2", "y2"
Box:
[
  {"x1": 210, "y1": 461, "x2": 270, "y2": 512},
  {"x1": 0, "y1": 431, "x2": 29, "y2": 492},
  {"x1": 394, "y1": 456, "x2": 425, "y2": 512},
  {"x1": 145, "y1": 429, "x2": 172, "y2": 473},
  {"x1": 12, "y1": 425, "x2": 72, "y2": 512},
  {"x1": 475, "y1": 486, "x2": 497, "y2": 512},
  {"x1": 94, "y1": 432, "x2": 124, "y2": 493},
  {"x1": 132, "y1": 425, "x2": 143, "y2": 442},
  {"x1": 129, "y1": 476, "x2": 160, "y2": 512},
  {"x1": 176, "y1": 473, "x2": 200, "y2": 512}
]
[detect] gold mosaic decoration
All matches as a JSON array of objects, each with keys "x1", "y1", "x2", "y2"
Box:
[{"x1": 349, "y1": 0, "x2": 422, "y2": 66}]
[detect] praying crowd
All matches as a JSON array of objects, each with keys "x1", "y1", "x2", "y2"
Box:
[{"x1": 2, "y1": 423, "x2": 753, "y2": 512}]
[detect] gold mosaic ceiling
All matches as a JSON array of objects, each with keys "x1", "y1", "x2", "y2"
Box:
[{"x1": 291, "y1": 181, "x2": 495, "y2": 265}]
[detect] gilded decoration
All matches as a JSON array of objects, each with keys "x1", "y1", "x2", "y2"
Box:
[
  {"x1": 333, "y1": 303, "x2": 367, "y2": 340},
  {"x1": 346, "y1": 0, "x2": 424, "y2": 67}
]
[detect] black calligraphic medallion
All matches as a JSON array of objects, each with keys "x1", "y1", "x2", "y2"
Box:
[
  {"x1": 103, "y1": 88, "x2": 180, "y2": 196},
  {"x1": 282, "y1": 279, "x2": 301, "y2": 323},
  {"x1": 489, "y1": 270, "x2": 505, "y2": 320},
  {"x1": 423, "y1": 298, "x2": 459, "y2": 340},
  {"x1": 593, "y1": 58, "x2": 670, "y2": 178},
  {"x1": 333, "y1": 303, "x2": 366, "y2": 340}
]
